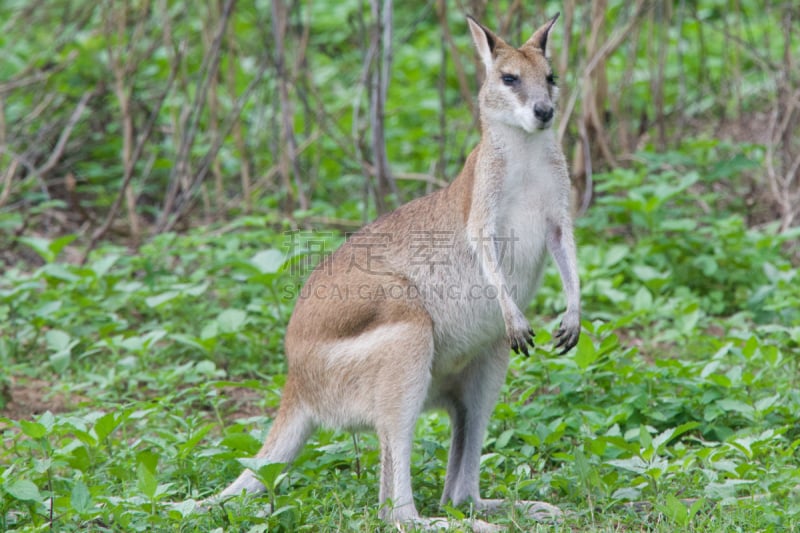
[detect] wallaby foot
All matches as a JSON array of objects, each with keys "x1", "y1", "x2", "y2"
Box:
[
  {"x1": 404, "y1": 516, "x2": 503, "y2": 533},
  {"x1": 476, "y1": 498, "x2": 563, "y2": 522}
]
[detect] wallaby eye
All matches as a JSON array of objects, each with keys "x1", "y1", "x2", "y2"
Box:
[
  {"x1": 546, "y1": 72, "x2": 558, "y2": 86},
  {"x1": 501, "y1": 74, "x2": 519, "y2": 86}
]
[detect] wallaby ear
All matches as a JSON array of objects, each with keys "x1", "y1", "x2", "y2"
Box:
[
  {"x1": 467, "y1": 16, "x2": 500, "y2": 69},
  {"x1": 524, "y1": 12, "x2": 560, "y2": 57}
]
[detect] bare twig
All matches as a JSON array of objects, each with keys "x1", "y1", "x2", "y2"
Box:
[
  {"x1": 765, "y1": 87, "x2": 800, "y2": 232},
  {"x1": 393, "y1": 171, "x2": 448, "y2": 189},
  {"x1": 207, "y1": 0, "x2": 225, "y2": 219},
  {"x1": 32, "y1": 88, "x2": 97, "y2": 182},
  {"x1": 576, "y1": 119, "x2": 593, "y2": 216},
  {"x1": 272, "y1": 0, "x2": 309, "y2": 214},
  {"x1": 158, "y1": 0, "x2": 236, "y2": 231},
  {"x1": 558, "y1": 0, "x2": 648, "y2": 145},
  {"x1": 368, "y1": 0, "x2": 398, "y2": 214},
  {"x1": 435, "y1": 3, "x2": 449, "y2": 191},
  {"x1": 0, "y1": 55, "x2": 75, "y2": 96},
  {"x1": 81, "y1": 51, "x2": 181, "y2": 264},
  {"x1": 158, "y1": 56, "x2": 272, "y2": 233},
  {"x1": 436, "y1": 0, "x2": 477, "y2": 118},
  {"x1": 0, "y1": 159, "x2": 18, "y2": 207},
  {"x1": 226, "y1": 14, "x2": 252, "y2": 212},
  {"x1": 104, "y1": 3, "x2": 140, "y2": 241}
]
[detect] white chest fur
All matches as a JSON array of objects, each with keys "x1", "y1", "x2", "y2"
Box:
[
  {"x1": 496, "y1": 132, "x2": 558, "y2": 297},
  {"x1": 428, "y1": 130, "x2": 561, "y2": 371}
]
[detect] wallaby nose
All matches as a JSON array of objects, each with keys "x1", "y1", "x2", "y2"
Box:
[{"x1": 534, "y1": 102, "x2": 554, "y2": 123}]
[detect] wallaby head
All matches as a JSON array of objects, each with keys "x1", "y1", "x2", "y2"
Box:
[{"x1": 467, "y1": 13, "x2": 560, "y2": 133}]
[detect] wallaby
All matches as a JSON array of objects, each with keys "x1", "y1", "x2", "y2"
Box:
[{"x1": 204, "y1": 13, "x2": 580, "y2": 530}]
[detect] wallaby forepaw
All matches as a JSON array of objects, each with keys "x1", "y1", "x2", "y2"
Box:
[
  {"x1": 553, "y1": 324, "x2": 578, "y2": 354},
  {"x1": 506, "y1": 313, "x2": 535, "y2": 356},
  {"x1": 508, "y1": 326, "x2": 535, "y2": 357},
  {"x1": 554, "y1": 312, "x2": 580, "y2": 354}
]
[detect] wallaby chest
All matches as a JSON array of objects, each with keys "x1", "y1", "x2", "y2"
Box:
[
  {"x1": 425, "y1": 136, "x2": 562, "y2": 373},
  {"x1": 495, "y1": 134, "x2": 561, "y2": 287}
]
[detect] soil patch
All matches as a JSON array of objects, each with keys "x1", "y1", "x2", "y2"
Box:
[
  {"x1": 1, "y1": 377, "x2": 85, "y2": 422},
  {"x1": 217, "y1": 385, "x2": 274, "y2": 420}
]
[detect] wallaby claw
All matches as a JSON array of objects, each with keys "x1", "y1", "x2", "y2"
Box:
[
  {"x1": 510, "y1": 327, "x2": 535, "y2": 356},
  {"x1": 554, "y1": 322, "x2": 579, "y2": 355}
]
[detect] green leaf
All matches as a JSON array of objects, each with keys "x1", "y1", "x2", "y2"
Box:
[
  {"x1": 170, "y1": 333, "x2": 207, "y2": 351},
  {"x1": 89, "y1": 253, "x2": 119, "y2": 278},
  {"x1": 20, "y1": 420, "x2": 47, "y2": 439},
  {"x1": 716, "y1": 399, "x2": 754, "y2": 420},
  {"x1": 639, "y1": 425, "x2": 653, "y2": 451},
  {"x1": 5, "y1": 479, "x2": 42, "y2": 502},
  {"x1": 659, "y1": 494, "x2": 688, "y2": 526},
  {"x1": 200, "y1": 321, "x2": 219, "y2": 340},
  {"x1": 137, "y1": 450, "x2": 160, "y2": 474},
  {"x1": 217, "y1": 309, "x2": 247, "y2": 333},
  {"x1": 688, "y1": 498, "x2": 706, "y2": 520},
  {"x1": 185, "y1": 282, "x2": 210, "y2": 297},
  {"x1": 18, "y1": 236, "x2": 55, "y2": 262},
  {"x1": 93, "y1": 412, "x2": 120, "y2": 442},
  {"x1": 607, "y1": 456, "x2": 649, "y2": 474},
  {"x1": 38, "y1": 263, "x2": 81, "y2": 282},
  {"x1": 38, "y1": 411, "x2": 55, "y2": 432},
  {"x1": 45, "y1": 329, "x2": 72, "y2": 351},
  {"x1": 220, "y1": 432, "x2": 261, "y2": 454},
  {"x1": 495, "y1": 429, "x2": 514, "y2": 449},
  {"x1": 250, "y1": 249, "x2": 285, "y2": 274},
  {"x1": 755, "y1": 394, "x2": 780, "y2": 413},
  {"x1": 573, "y1": 334, "x2": 598, "y2": 369},
  {"x1": 170, "y1": 499, "x2": 197, "y2": 518},
  {"x1": 70, "y1": 480, "x2": 91, "y2": 513},
  {"x1": 49, "y1": 234, "x2": 77, "y2": 259},
  {"x1": 666, "y1": 422, "x2": 700, "y2": 444},
  {"x1": 603, "y1": 245, "x2": 629, "y2": 268},
  {"x1": 704, "y1": 479, "x2": 755, "y2": 499},
  {"x1": 611, "y1": 485, "x2": 644, "y2": 501},
  {"x1": 177, "y1": 423, "x2": 215, "y2": 456},
  {"x1": 651, "y1": 427, "x2": 673, "y2": 452},
  {"x1": 632, "y1": 265, "x2": 668, "y2": 282},
  {"x1": 145, "y1": 291, "x2": 179, "y2": 308},
  {"x1": 632, "y1": 286, "x2": 653, "y2": 311},
  {"x1": 137, "y1": 462, "x2": 158, "y2": 499},
  {"x1": 237, "y1": 459, "x2": 285, "y2": 489},
  {"x1": 574, "y1": 447, "x2": 591, "y2": 482},
  {"x1": 741, "y1": 336, "x2": 759, "y2": 358},
  {"x1": 50, "y1": 350, "x2": 72, "y2": 373}
]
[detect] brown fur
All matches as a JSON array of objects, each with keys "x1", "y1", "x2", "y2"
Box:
[{"x1": 206, "y1": 14, "x2": 579, "y2": 531}]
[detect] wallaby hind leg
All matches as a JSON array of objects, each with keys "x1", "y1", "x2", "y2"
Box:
[
  {"x1": 374, "y1": 323, "x2": 434, "y2": 523},
  {"x1": 441, "y1": 344, "x2": 561, "y2": 522},
  {"x1": 373, "y1": 328, "x2": 500, "y2": 533},
  {"x1": 440, "y1": 344, "x2": 509, "y2": 506},
  {"x1": 210, "y1": 386, "x2": 314, "y2": 502}
]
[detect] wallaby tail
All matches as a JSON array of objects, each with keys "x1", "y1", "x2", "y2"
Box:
[{"x1": 210, "y1": 397, "x2": 314, "y2": 500}]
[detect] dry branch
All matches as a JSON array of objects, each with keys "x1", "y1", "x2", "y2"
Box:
[
  {"x1": 157, "y1": 55, "x2": 272, "y2": 233},
  {"x1": 30, "y1": 88, "x2": 97, "y2": 199},
  {"x1": 368, "y1": 0, "x2": 398, "y2": 214},
  {"x1": 436, "y1": 0, "x2": 477, "y2": 118},
  {"x1": 558, "y1": 0, "x2": 648, "y2": 145},
  {"x1": 272, "y1": 0, "x2": 310, "y2": 214},
  {"x1": 157, "y1": 0, "x2": 237, "y2": 231},
  {"x1": 81, "y1": 51, "x2": 182, "y2": 264}
]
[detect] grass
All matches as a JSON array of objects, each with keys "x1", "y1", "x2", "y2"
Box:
[{"x1": 1, "y1": 138, "x2": 799, "y2": 531}]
